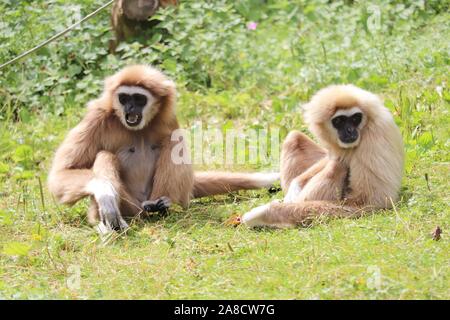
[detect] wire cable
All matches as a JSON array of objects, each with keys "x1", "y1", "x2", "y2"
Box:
[{"x1": 0, "y1": 0, "x2": 114, "y2": 71}]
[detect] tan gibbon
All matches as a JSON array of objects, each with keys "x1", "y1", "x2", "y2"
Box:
[
  {"x1": 241, "y1": 85, "x2": 404, "y2": 228},
  {"x1": 110, "y1": 0, "x2": 178, "y2": 52},
  {"x1": 48, "y1": 65, "x2": 278, "y2": 232}
]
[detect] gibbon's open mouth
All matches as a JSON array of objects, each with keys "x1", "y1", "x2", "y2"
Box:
[
  {"x1": 339, "y1": 135, "x2": 358, "y2": 144},
  {"x1": 125, "y1": 113, "x2": 142, "y2": 126}
]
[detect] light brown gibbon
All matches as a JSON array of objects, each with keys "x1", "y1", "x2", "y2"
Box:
[
  {"x1": 48, "y1": 65, "x2": 278, "y2": 233},
  {"x1": 241, "y1": 85, "x2": 404, "y2": 228},
  {"x1": 110, "y1": 0, "x2": 178, "y2": 52}
]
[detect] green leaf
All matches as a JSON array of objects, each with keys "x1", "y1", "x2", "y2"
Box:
[
  {"x1": 0, "y1": 210, "x2": 13, "y2": 226},
  {"x1": 2, "y1": 242, "x2": 32, "y2": 257},
  {"x1": 0, "y1": 162, "x2": 9, "y2": 174},
  {"x1": 12, "y1": 145, "x2": 33, "y2": 164}
]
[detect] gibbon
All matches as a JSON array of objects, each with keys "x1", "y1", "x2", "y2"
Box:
[
  {"x1": 110, "y1": 0, "x2": 178, "y2": 52},
  {"x1": 48, "y1": 65, "x2": 278, "y2": 232},
  {"x1": 241, "y1": 85, "x2": 404, "y2": 228}
]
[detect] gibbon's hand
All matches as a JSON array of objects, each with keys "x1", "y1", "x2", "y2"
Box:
[
  {"x1": 87, "y1": 178, "x2": 129, "y2": 234},
  {"x1": 142, "y1": 196, "x2": 172, "y2": 215}
]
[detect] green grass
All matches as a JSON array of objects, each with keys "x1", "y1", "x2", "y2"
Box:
[{"x1": 0, "y1": 1, "x2": 449, "y2": 299}]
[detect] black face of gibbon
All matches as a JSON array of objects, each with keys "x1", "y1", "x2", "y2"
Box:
[
  {"x1": 118, "y1": 93, "x2": 148, "y2": 127},
  {"x1": 331, "y1": 112, "x2": 363, "y2": 144}
]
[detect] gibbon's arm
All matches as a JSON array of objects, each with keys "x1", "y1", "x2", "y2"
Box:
[
  {"x1": 149, "y1": 137, "x2": 194, "y2": 208},
  {"x1": 47, "y1": 108, "x2": 106, "y2": 204},
  {"x1": 284, "y1": 158, "x2": 346, "y2": 203},
  {"x1": 294, "y1": 157, "x2": 329, "y2": 188},
  {"x1": 284, "y1": 157, "x2": 328, "y2": 202}
]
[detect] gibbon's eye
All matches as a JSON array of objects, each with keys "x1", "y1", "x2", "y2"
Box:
[
  {"x1": 132, "y1": 93, "x2": 147, "y2": 107},
  {"x1": 351, "y1": 112, "x2": 363, "y2": 126},
  {"x1": 331, "y1": 116, "x2": 346, "y2": 129},
  {"x1": 118, "y1": 93, "x2": 131, "y2": 105}
]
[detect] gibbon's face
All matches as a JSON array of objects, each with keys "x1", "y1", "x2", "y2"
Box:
[
  {"x1": 114, "y1": 85, "x2": 157, "y2": 130},
  {"x1": 330, "y1": 107, "x2": 366, "y2": 148}
]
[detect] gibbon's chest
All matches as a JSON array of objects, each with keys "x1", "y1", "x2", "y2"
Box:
[{"x1": 116, "y1": 137, "x2": 161, "y2": 202}]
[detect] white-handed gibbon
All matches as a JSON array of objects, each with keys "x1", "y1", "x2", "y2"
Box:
[
  {"x1": 241, "y1": 85, "x2": 404, "y2": 228},
  {"x1": 110, "y1": 0, "x2": 178, "y2": 52},
  {"x1": 48, "y1": 65, "x2": 278, "y2": 232}
]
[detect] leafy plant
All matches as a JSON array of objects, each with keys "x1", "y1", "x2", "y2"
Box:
[{"x1": 0, "y1": 0, "x2": 449, "y2": 299}]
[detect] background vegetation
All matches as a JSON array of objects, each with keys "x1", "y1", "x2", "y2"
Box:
[{"x1": 0, "y1": 0, "x2": 449, "y2": 299}]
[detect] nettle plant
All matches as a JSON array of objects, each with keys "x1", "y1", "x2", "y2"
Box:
[
  {"x1": 1, "y1": 0, "x2": 447, "y2": 120},
  {"x1": 0, "y1": 0, "x2": 259, "y2": 119},
  {"x1": 147, "y1": 1, "x2": 248, "y2": 90}
]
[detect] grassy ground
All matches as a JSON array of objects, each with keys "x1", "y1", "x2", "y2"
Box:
[{"x1": 0, "y1": 1, "x2": 449, "y2": 299}]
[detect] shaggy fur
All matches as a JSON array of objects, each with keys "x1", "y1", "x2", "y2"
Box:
[
  {"x1": 110, "y1": 0, "x2": 179, "y2": 52},
  {"x1": 242, "y1": 85, "x2": 404, "y2": 228},
  {"x1": 48, "y1": 65, "x2": 278, "y2": 231}
]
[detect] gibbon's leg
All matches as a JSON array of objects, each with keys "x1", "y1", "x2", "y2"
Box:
[
  {"x1": 280, "y1": 131, "x2": 326, "y2": 192},
  {"x1": 86, "y1": 151, "x2": 129, "y2": 231},
  {"x1": 243, "y1": 159, "x2": 349, "y2": 228},
  {"x1": 192, "y1": 172, "x2": 280, "y2": 198},
  {"x1": 142, "y1": 196, "x2": 172, "y2": 215},
  {"x1": 146, "y1": 138, "x2": 194, "y2": 209},
  {"x1": 242, "y1": 201, "x2": 360, "y2": 228},
  {"x1": 87, "y1": 199, "x2": 99, "y2": 225},
  {"x1": 119, "y1": 194, "x2": 144, "y2": 217},
  {"x1": 48, "y1": 169, "x2": 94, "y2": 205}
]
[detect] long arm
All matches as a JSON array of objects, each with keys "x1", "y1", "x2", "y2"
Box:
[
  {"x1": 284, "y1": 158, "x2": 347, "y2": 203},
  {"x1": 47, "y1": 108, "x2": 128, "y2": 231},
  {"x1": 283, "y1": 157, "x2": 328, "y2": 203},
  {"x1": 280, "y1": 131, "x2": 326, "y2": 191},
  {"x1": 47, "y1": 109, "x2": 104, "y2": 204}
]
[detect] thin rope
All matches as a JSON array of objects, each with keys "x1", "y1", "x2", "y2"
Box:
[{"x1": 0, "y1": 0, "x2": 114, "y2": 71}]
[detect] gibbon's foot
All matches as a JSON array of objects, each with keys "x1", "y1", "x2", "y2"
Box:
[
  {"x1": 241, "y1": 203, "x2": 272, "y2": 228},
  {"x1": 142, "y1": 196, "x2": 172, "y2": 215},
  {"x1": 268, "y1": 186, "x2": 282, "y2": 194}
]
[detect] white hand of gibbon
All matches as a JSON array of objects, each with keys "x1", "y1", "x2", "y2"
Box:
[{"x1": 87, "y1": 178, "x2": 129, "y2": 233}]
